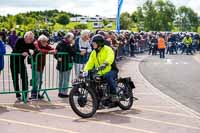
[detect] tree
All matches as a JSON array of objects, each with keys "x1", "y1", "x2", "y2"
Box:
[
  {"x1": 48, "y1": 19, "x2": 56, "y2": 26},
  {"x1": 135, "y1": 7, "x2": 144, "y2": 31},
  {"x1": 6, "y1": 15, "x2": 16, "y2": 30},
  {"x1": 15, "y1": 14, "x2": 24, "y2": 25},
  {"x1": 0, "y1": 10, "x2": 78, "y2": 31},
  {"x1": 74, "y1": 24, "x2": 88, "y2": 29},
  {"x1": 120, "y1": 12, "x2": 132, "y2": 30},
  {"x1": 198, "y1": 26, "x2": 200, "y2": 34},
  {"x1": 24, "y1": 17, "x2": 36, "y2": 26},
  {"x1": 177, "y1": 6, "x2": 199, "y2": 31},
  {"x1": 135, "y1": 0, "x2": 176, "y2": 31},
  {"x1": 103, "y1": 19, "x2": 109, "y2": 26},
  {"x1": 154, "y1": 0, "x2": 176, "y2": 31},
  {"x1": 131, "y1": 11, "x2": 138, "y2": 23},
  {"x1": 142, "y1": 0, "x2": 158, "y2": 31},
  {"x1": 56, "y1": 14, "x2": 70, "y2": 26}
]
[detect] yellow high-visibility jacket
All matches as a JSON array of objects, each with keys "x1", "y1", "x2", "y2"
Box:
[
  {"x1": 183, "y1": 37, "x2": 192, "y2": 46},
  {"x1": 84, "y1": 45, "x2": 114, "y2": 75}
]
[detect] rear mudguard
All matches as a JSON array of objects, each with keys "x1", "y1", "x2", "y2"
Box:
[{"x1": 118, "y1": 77, "x2": 136, "y2": 89}]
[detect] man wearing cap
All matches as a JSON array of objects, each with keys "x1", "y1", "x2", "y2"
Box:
[
  {"x1": 83, "y1": 34, "x2": 119, "y2": 100},
  {"x1": 55, "y1": 32, "x2": 76, "y2": 98}
]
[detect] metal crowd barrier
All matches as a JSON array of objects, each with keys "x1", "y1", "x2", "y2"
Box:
[
  {"x1": 0, "y1": 53, "x2": 31, "y2": 103},
  {"x1": 0, "y1": 52, "x2": 82, "y2": 103}
]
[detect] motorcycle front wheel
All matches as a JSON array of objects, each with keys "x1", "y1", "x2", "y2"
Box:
[{"x1": 69, "y1": 86, "x2": 98, "y2": 118}]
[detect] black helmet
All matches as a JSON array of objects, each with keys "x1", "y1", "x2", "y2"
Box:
[{"x1": 92, "y1": 34, "x2": 105, "y2": 47}]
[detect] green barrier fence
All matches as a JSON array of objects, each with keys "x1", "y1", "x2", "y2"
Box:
[
  {"x1": 0, "y1": 52, "x2": 84, "y2": 103},
  {"x1": 32, "y1": 52, "x2": 73, "y2": 102},
  {"x1": 0, "y1": 53, "x2": 30, "y2": 103}
]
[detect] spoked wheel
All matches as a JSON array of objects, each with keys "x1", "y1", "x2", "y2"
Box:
[
  {"x1": 117, "y1": 81, "x2": 134, "y2": 110},
  {"x1": 69, "y1": 86, "x2": 98, "y2": 118}
]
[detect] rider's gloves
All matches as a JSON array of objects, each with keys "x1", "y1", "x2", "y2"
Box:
[
  {"x1": 79, "y1": 71, "x2": 88, "y2": 78},
  {"x1": 82, "y1": 71, "x2": 88, "y2": 77},
  {"x1": 98, "y1": 62, "x2": 109, "y2": 71}
]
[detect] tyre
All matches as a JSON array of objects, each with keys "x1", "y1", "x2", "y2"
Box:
[
  {"x1": 69, "y1": 86, "x2": 98, "y2": 118},
  {"x1": 117, "y1": 81, "x2": 134, "y2": 110}
]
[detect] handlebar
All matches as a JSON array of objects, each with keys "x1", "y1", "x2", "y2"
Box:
[{"x1": 79, "y1": 63, "x2": 108, "y2": 78}]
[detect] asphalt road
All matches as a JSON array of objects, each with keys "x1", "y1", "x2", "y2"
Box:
[{"x1": 139, "y1": 54, "x2": 200, "y2": 113}]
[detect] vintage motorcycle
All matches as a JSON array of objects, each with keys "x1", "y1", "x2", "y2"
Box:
[{"x1": 69, "y1": 67, "x2": 137, "y2": 118}]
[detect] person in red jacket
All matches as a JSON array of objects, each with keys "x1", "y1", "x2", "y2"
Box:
[{"x1": 31, "y1": 35, "x2": 57, "y2": 100}]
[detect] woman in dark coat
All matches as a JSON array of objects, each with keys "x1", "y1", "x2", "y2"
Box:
[{"x1": 55, "y1": 32, "x2": 75, "y2": 98}]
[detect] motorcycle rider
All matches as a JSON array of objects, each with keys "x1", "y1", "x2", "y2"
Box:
[
  {"x1": 83, "y1": 34, "x2": 119, "y2": 100},
  {"x1": 182, "y1": 34, "x2": 193, "y2": 55}
]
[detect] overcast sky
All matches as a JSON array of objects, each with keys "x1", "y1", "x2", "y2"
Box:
[{"x1": 0, "y1": 0, "x2": 199, "y2": 17}]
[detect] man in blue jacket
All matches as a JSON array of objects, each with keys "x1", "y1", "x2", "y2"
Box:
[{"x1": 0, "y1": 32, "x2": 6, "y2": 75}]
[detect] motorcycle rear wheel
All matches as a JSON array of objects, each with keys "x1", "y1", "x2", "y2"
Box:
[{"x1": 117, "y1": 81, "x2": 134, "y2": 110}]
